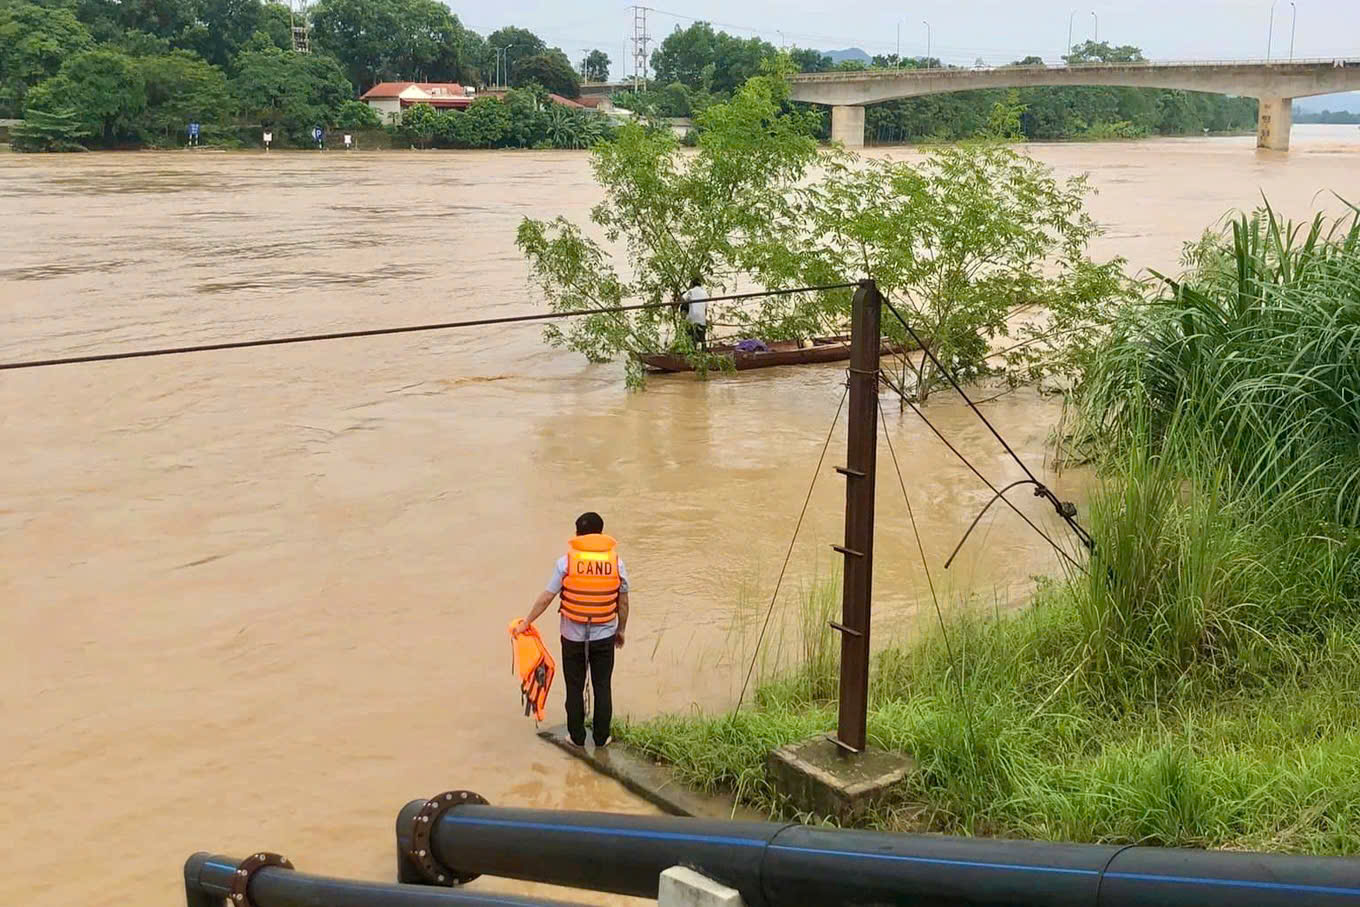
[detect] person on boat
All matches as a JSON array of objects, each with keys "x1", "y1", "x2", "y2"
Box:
[
  {"x1": 680, "y1": 276, "x2": 708, "y2": 350},
  {"x1": 516, "y1": 511, "x2": 629, "y2": 748}
]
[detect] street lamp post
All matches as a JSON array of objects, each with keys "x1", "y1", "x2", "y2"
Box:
[
  {"x1": 495, "y1": 46, "x2": 515, "y2": 88},
  {"x1": 1091, "y1": 10, "x2": 1098, "y2": 42},
  {"x1": 1067, "y1": 10, "x2": 1077, "y2": 60},
  {"x1": 923, "y1": 20, "x2": 931, "y2": 67},
  {"x1": 1289, "y1": 1, "x2": 1297, "y2": 60},
  {"x1": 1267, "y1": 0, "x2": 1276, "y2": 60}
]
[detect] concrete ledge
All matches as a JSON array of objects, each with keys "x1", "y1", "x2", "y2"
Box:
[{"x1": 538, "y1": 725, "x2": 763, "y2": 821}]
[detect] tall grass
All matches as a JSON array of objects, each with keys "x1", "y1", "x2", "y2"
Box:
[
  {"x1": 1078, "y1": 200, "x2": 1360, "y2": 525},
  {"x1": 619, "y1": 201, "x2": 1360, "y2": 853}
]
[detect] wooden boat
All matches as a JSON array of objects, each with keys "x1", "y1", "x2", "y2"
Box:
[{"x1": 636, "y1": 335, "x2": 909, "y2": 373}]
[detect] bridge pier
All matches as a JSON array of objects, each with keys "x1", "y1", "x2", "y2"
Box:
[
  {"x1": 1256, "y1": 96, "x2": 1293, "y2": 151},
  {"x1": 830, "y1": 105, "x2": 865, "y2": 148}
]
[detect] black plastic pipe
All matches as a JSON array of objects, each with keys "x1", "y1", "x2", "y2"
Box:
[
  {"x1": 397, "y1": 799, "x2": 1360, "y2": 906},
  {"x1": 184, "y1": 853, "x2": 583, "y2": 907}
]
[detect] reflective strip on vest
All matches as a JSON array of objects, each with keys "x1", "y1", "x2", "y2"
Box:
[{"x1": 560, "y1": 537, "x2": 620, "y2": 623}]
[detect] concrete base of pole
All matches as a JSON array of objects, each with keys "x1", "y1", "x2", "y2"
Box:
[
  {"x1": 768, "y1": 736, "x2": 914, "y2": 822},
  {"x1": 658, "y1": 866, "x2": 746, "y2": 907}
]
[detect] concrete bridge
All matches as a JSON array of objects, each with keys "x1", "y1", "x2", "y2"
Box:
[{"x1": 788, "y1": 59, "x2": 1360, "y2": 150}]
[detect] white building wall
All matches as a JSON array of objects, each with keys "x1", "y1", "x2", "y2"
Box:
[{"x1": 366, "y1": 98, "x2": 402, "y2": 124}]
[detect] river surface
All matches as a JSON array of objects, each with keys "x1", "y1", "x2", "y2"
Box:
[{"x1": 2, "y1": 125, "x2": 1357, "y2": 906}]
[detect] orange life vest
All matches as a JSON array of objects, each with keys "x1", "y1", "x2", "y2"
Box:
[
  {"x1": 509, "y1": 618, "x2": 555, "y2": 723},
  {"x1": 559, "y1": 533, "x2": 621, "y2": 624}
]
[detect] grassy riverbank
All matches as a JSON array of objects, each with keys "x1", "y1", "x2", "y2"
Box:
[{"x1": 619, "y1": 204, "x2": 1360, "y2": 853}]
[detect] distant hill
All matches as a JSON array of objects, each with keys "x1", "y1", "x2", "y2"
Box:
[
  {"x1": 825, "y1": 48, "x2": 872, "y2": 64},
  {"x1": 1294, "y1": 92, "x2": 1360, "y2": 114}
]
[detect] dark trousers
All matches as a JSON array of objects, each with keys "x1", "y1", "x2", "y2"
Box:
[
  {"x1": 561, "y1": 635, "x2": 615, "y2": 746},
  {"x1": 686, "y1": 322, "x2": 707, "y2": 349}
]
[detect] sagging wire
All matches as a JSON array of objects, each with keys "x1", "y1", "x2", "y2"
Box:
[
  {"x1": 733, "y1": 381, "x2": 850, "y2": 714},
  {"x1": 0, "y1": 282, "x2": 862, "y2": 371},
  {"x1": 878, "y1": 369, "x2": 1087, "y2": 575},
  {"x1": 880, "y1": 295, "x2": 1095, "y2": 560}
]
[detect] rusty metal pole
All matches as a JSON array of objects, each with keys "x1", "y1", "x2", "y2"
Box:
[{"x1": 833, "y1": 279, "x2": 882, "y2": 753}]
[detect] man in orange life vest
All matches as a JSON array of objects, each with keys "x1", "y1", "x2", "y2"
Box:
[{"x1": 517, "y1": 512, "x2": 629, "y2": 747}]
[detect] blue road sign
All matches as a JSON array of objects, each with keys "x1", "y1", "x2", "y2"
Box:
[
  {"x1": 188, "y1": 122, "x2": 200, "y2": 137},
  {"x1": 312, "y1": 126, "x2": 323, "y2": 141}
]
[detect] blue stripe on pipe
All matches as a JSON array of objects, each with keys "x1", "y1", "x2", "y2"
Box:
[
  {"x1": 204, "y1": 861, "x2": 237, "y2": 873},
  {"x1": 445, "y1": 815, "x2": 766, "y2": 848},
  {"x1": 1104, "y1": 871, "x2": 1360, "y2": 897},
  {"x1": 767, "y1": 844, "x2": 1098, "y2": 876},
  {"x1": 442, "y1": 816, "x2": 1360, "y2": 897}
]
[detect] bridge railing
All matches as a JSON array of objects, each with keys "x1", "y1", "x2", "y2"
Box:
[{"x1": 790, "y1": 57, "x2": 1360, "y2": 80}]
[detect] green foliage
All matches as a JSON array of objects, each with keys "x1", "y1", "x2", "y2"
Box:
[
  {"x1": 0, "y1": 0, "x2": 94, "y2": 116},
  {"x1": 255, "y1": 3, "x2": 294, "y2": 52},
  {"x1": 109, "y1": 0, "x2": 200, "y2": 41},
  {"x1": 136, "y1": 50, "x2": 232, "y2": 143},
  {"x1": 501, "y1": 84, "x2": 550, "y2": 147},
  {"x1": 512, "y1": 49, "x2": 579, "y2": 98},
  {"x1": 400, "y1": 100, "x2": 437, "y2": 147},
  {"x1": 1065, "y1": 40, "x2": 1146, "y2": 63},
  {"x1": 748, "y1": 142, "x2": 1130, "y2": 400},
  {"x1": 650, "y1": 21, "x2": 776, "y2": 95},
  {"x1": 612, "y1": 82, "x2": 715, "y2": 120},
  {"x1": 10, "y1": 104, "x2": 92, "y2": 150},
  {"x1": 865, "y1": 84, "x2": 1257, "y2": 145},
  {"x1": 446, "y1": 96, "x2": 511, "y2": 147},
  {"x1": 1081, "y1": 120, "x2": 1145, "y2": 140},
  {"x1": 231, "y1": 44, "x2": 353, "y2": 143},
  {"x1": 486, "y1": 25, "x2": 544, "y2": 78},
  {"x1": 583, "y1": 49, "x2": 610, "y2": 83},
  {"x1": 517, "y1": 63, "x2": 822, "y2": 385},
  {"x1": 982, "y1": 89, "x2": 1025, "y2": 140},
  {"x1": 186, "y1": 0, "x2": 273, "y2": 67},
  {"x1": 309, "y1": 0, "x2": 473, "y2": 91},
  {"x1": 789, "y1": 47, "x2": 833, "y2": 73},
  {"x1": 1076, "y1": 201, "x2": 1360, "y2": 527},
  {"x1": 334, "y1": 97, "x2": 379, "y2": 129},
  {"x1": 28, "y1": 47, "x2": 146, "y2": 145}
]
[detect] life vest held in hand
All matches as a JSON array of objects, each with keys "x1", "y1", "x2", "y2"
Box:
[
  {"x1": 559, "y1": 533, "x2": 620, "y2": 624},
  {"x1": 509, "y1": 618, "x2": 555, "y2": 723}
]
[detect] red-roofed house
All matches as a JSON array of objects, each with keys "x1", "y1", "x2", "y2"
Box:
[{"x1": 360, "y1": 82, "x2": 476, "y2": 122}]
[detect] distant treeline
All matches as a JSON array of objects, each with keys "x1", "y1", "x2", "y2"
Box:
[
  {"x1": 0, "y1": 0, "x2": 602, "y2": 150},
  {"x1": 1294, "y1": 109, "x2": 1360, "y2": 124},
  {"x1": 1, "y1": 0, "x2": 1263, "y2": 152}
]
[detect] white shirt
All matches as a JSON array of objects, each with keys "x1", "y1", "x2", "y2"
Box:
[
  {"x1": 682, "y1": 286, "x2": 708, "y2": 326},
  {"x1": 547, "y1": 555, "x2": 628, "y2": 642}
]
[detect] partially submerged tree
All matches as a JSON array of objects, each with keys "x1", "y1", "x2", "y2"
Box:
[
  {"x1": 745, "y1": 142, "x2": 1130, "y2": 401},
  {"x1": 516, "y1": 60, "x2": 825, "y2": 384},
  {"x1": 520, "y1": 62, "x2": 1127, "y2": 393}
]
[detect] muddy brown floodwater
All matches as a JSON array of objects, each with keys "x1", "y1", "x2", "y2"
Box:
[{"x1": 2, "y1": 126, "x2": 1357, "y2": 906}]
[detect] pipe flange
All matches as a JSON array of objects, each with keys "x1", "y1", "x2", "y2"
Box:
[
  {"x1": 408, "y1": 790, "x2": 487, "y2": 886},
  {"x1": 227, "y1": 852, "x2": 293, "y2": 906}
]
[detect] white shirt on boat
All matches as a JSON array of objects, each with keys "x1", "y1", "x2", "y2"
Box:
[{"x1": 682, "y1": 286, "x2": 708, "y2": 326}]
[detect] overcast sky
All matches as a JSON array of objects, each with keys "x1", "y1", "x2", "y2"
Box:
[{"x1": 454, "y1": 0, "x2": 1360, "y2": 78}]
